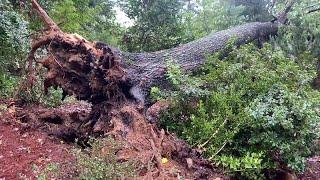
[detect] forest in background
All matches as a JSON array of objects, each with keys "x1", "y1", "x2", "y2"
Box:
[{"x1": 0, "y1": 0, "x2": 320, "y2": 179}]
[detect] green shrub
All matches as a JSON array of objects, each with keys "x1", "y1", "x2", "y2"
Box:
[
  {"x1": 160, "y1": 43, "x2": 320, "y2": 179},
  {"x1": 217, "y1": 152, "x2": 266, "y2": 180},
  {"x1": 0, "y1": 0, "x2": 29, "y2": 98},
  {"x1": 74, "y1": 137, "x2": 137, "y2": 179},
  {"x1": 0, "y1": 73, "x2": 19, "y2": 97},
  {"x1": 16, "y1": 77, "x2": 63, "y2": 108},
  {"x1": 248, "y1": 85, "x2": 319, "y2": 171},
  {"x1": 274, "y1": 0, "x2": 320, "y2": 58},
  {"x1": 32, "y1": 163, "x2": 60, "y2": 180},
  {"x1": 41, "y1": 87, "x2": 63, "y2": 108}
]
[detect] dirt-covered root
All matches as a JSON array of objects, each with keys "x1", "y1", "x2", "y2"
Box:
[
  {"x1": 110, "y1": 104, "x2": 224, "y2": 179},
  {"x1": 12, "y1": 101, "x2": 224, "y2": 179},
  {"x1": 36, "y1": 32, "x2": 129, "y2": 104},
  {"x1": 12, "y1": 102, "x2": 90, "y2": 143}
]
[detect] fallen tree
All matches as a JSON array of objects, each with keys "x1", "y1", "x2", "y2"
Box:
[
  {"x1": 27, "y1": 1, "x2": 296, "y2": 105},
  {"x1": 17, "y1": 0, "x2": 298, "y2": 178}
]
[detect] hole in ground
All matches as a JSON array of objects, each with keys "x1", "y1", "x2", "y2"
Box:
[{"x1": 40, "y1": 115, "x2": 64, "y2": 124}]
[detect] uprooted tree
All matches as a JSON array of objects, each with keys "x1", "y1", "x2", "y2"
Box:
[{"x1": 19, "y1": 0, "x2": 300, "y2": 178}]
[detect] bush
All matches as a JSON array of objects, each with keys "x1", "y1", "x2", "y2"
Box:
[
  {"x1": 160, "y1": 43, "x2": 320, "y2": 179},
  {"x1": 0, "y1": 0, "x2": 30, "y2": 98},
  {"x1": 0, "y1": 73, "x2": 19, "y2": 97},
  {"x1": 248, "y1": 85, "x2": 319, "y2": 171},
  {"x1": 16, "y1": 76, "x2": 64, "y2": 108},
  {"x1": 74, "y1": 137, "x2": 137, "y2": 179}
]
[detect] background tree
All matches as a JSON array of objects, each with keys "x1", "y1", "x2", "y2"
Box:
[
  {"x1": 231, "y1": 0, "x2": 274, "y2": 21},
  {"x1": 49, "y1": 0, "x2": 122, "y2": 46},
  {"x1": 0, "y1": 0, "x2": 29, "y2": 96},
  {"x1": 182, "y1": 0, "x2": 246, "y2": 40},
  {"x1": 119, "y1": 0, "x2": 185, "y2": 52}
]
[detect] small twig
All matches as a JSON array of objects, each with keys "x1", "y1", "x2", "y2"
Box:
[
  {"x1": 208, "y1": 141, "x2": 228, "y2": 161},
  {"x1": 307, "y1": 7, "x2": 320, "y2": 14},
  {"x1": 198, "y1": 118, "x2": 227, "y2": 148}
]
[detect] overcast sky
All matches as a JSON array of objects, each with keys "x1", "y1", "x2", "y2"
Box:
[
  {"x1": 113, "y1": 0, "x2": 201, "y2": 27},
  {"x1": 114, "y1": 7, "x2": 134, "y2": 27}
]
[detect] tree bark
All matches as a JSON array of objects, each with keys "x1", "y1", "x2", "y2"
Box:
[{"x1": 123, "y1": 22, "x2": 278, "y2": 100}]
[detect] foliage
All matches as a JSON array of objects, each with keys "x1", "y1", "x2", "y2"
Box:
[
  {"x1": 0, "y1": 0, "x2": 29, "y2": 97},
  {"x1": 182, "y1": 0, "x2": 246, "y2": 40},
  {"x1": 150, "y1": 87, "x2": 163, "y2": 102},
  {"x1": 0, "y1": 74, "x2": 20, "y2": 97},
  {"x1": 274, "y1": 0, "x2": 320, "y2": 58},
  {"x1": 74, "y1": 137, "x2": 137, "y2": 179},
  {"x1": 119, "y1": 0, "x2": 185, "y2": 52},
  {"x1": 49, "y1": 0, "x2": 122, "y2": 46},
  {"x1": 84, "y1": 0, "x2": 124, "y2": 46},
  {"x1": 160, "y1": 43, "x2": 320, "y2": 178},
  {"x1": 218, "y1": 152, "x2": 266, "y2": 179},
  {"x1": 0, "y1": 0, "x2": 30, "y2": 60},
  {"x1": 248, "y1": 84, "x2": 319, "y2": 172},
  {"x1": 231, "y1": 0, "x2": 275, "y2": 22},
  {"x1": 16, "y1": 74, "x2": 63, "y2": 107},
  {"x1": 41, "y1": 87, "x2": 63, "y2": 108},
  {"x1": 50, "y1": 0, "x2": 93, "y2": 33},
  {"x1": 32, "y1": 163, "x2": 60, "y2": 180}
]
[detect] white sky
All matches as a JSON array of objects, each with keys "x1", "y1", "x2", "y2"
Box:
[
  {"x1": 113, "y1": 0, "x2": 200, "y2": 27},
  {"x1": 114, "y1": 7, "x2": 134, "y2": 27}
]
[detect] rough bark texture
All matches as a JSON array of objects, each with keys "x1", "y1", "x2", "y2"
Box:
[{"x1": 123, "y1": 22, "x2": 278, "y2": 100}]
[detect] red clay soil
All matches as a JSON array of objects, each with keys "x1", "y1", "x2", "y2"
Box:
[{"x1": 0, "y1": 105, "x2": 77, "y2": 180}]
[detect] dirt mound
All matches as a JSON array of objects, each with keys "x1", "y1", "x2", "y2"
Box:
[{"x1": 8, "y1": 100, "x2": 223, "y2": 179}]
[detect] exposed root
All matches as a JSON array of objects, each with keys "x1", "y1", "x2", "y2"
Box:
[{"x1": 11, "y1": 101, "x2": 224, "y2": 179}]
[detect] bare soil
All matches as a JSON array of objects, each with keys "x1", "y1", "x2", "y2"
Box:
[{"x1": 0, "y1": 102, "x2": 77, "y2": 179}]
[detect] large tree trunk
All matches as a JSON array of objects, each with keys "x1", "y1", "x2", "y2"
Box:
[{"x1": 123, "y1": 22, "x2": 278, "y2": 100}]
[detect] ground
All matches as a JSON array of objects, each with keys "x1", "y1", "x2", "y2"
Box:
[
  {"x1": 0, "y1": 99, "x2": 319, "y2": 179},
  {"x1": 298, "y1": 156, "x2": 320, "y2": 180},
  {"x1": 0, "y1": 115, "x2": 77, "y2": 179}
]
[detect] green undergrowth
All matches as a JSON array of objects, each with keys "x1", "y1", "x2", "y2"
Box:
[
  {"x1": 74, "y1": 137, "x2": 137, "y2": 180},
  {"x1": 159, "y1": 43, "x2": 320, "y2": 179}
]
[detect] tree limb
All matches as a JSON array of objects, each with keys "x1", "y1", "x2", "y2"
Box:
[
  {"x1": 31, "y1": 0, "x2": 60, "y2": 31},
  {"x1": 307, "y1": 7, "x2": 320, "y2": 14}
]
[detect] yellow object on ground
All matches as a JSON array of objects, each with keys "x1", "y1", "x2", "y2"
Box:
[{"x1": 161, "y1": 157, "x2": 168, "y2": 164}]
